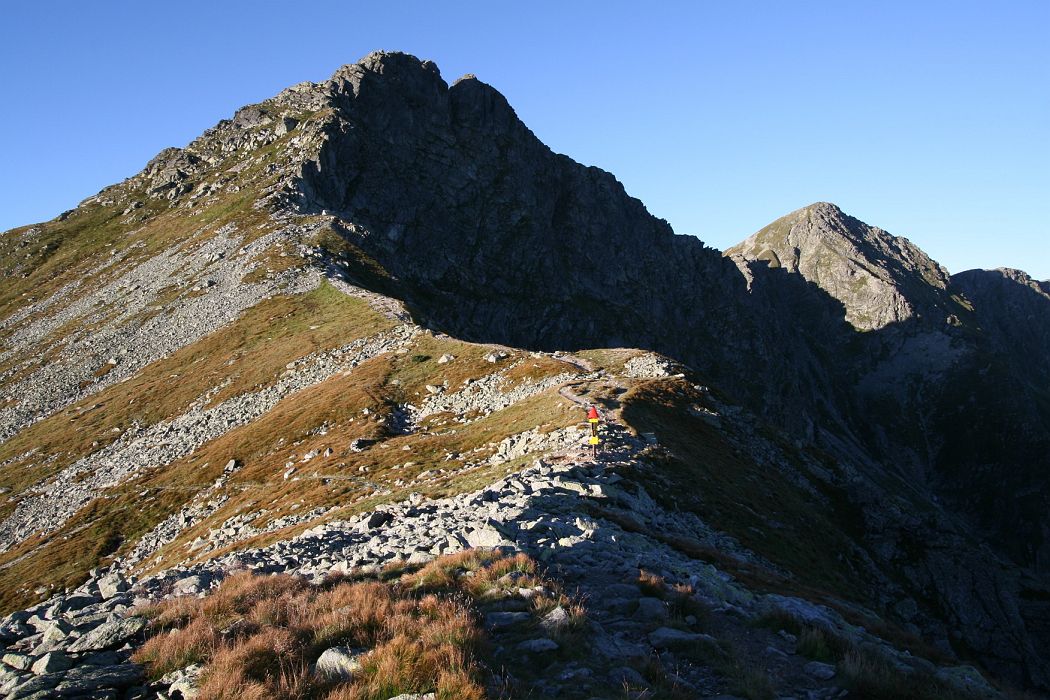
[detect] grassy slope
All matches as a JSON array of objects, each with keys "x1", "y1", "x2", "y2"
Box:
[
  {"x1": 0, "y1": 308, "x2": 582, "y2": 612},
  {"x1": 0, "y1": 284, "x2": 394, "y2": 610},
  {"x1": 0, "y1": 283, "x2": 391, "y2": 501}
]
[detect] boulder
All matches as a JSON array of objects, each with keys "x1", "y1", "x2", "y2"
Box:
[
  {"x1": 647, "y1": 627, "x2": 717, "y2": 649},
  {"x1": 633, "y1": 597, "x2": 668, "y2": 623},
  {"x1": 5, "y1": 671, "x2": 59, "y2": 698},
  {"x1": 608, "y1": 665, "x2": 648, "y2": 687},
  {"x1": 364, "y1": 511, "x2": 393, "y2": 530},
  {"x1": 38, "y1": 620, "x2": 73, "y2": 650},
  {"x1": 58, "y1": 594, "x2": 99, "y2": 613},
  {"x1": 464, "y1": 524, "x2": 510, "y2": 548},
  {"x1": 314, "y1": 647, "x2": 363, "y2": 682},
  {"x1": 541, "y1": 606, "x2": 570, "y2": 632},
  {"x1": 31, "y1": 652, "x2": 72, "y2": 675},
  {"x1": 935, "y1": 665, "x2": 997, "y2": 697},
  {"x1": 165, "y1": 663, "x2": 202, "y2": 699},
  {"x1": 52, "y1": 663, "x2": 144, "y2": 696},
  {"x1": 67, "y1": 617, "x2": 146, "y2": 653},
  {"x1": 2, "y1": 652, "x2": 32, "y2": 671},
  {"x1": 173, "y1": 575, "x2": 210, "y2": 596},
  {"x1": 516, "y1": 638, "x2": 559, "y2": 653},
  {"x1": 97, "y1": 574, "x2": 128, "y2": 600},
  {"x1": 484, "y1": 612, "x2": 530, "y2": 630},
  {"x1": 803, "y1": 660, "x2": 837, "y2": 680}
]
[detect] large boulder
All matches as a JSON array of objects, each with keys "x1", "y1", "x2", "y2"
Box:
[
  {"x1": 67, "y1": 617, "x2": 146, "y2": 653},
  {"x1": 97, "y1": 573, "x2": 128, "y2": 600},
  {"x1": 31, "y1": 651, "x2": 72, "y2": 675}
]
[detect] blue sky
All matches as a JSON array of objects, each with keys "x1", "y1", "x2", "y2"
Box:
[{"x1": 2, "y1": 1, "x2": 1047, "y2": 278}]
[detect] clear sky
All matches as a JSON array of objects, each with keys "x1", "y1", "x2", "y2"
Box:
[{"x1": 2, "y1": 1, "x2": 1047, "y2": 278}]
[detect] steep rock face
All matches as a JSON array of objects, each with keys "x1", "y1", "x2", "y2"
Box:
[
  {"x1": 953, "y1": 267, "x2": 1050, "y2": 390},
  {"x1": 294, "y1": 53, "x2": 755, "y2": 374},
  {"x1": 290, "y1": 53, "x2": 854, "y2": 446},
  {"x1": 946, "y1": 268, "x2": 1050, "y2": 573},
  {"x1": 727, "y1": 206, "x2": 1049, "y2": 556},
  {"x1": 728, "y1": 207, "x2": 1050, "y2": 686}
]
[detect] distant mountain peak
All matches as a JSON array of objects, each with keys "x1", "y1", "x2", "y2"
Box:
[{"x1": 727, "y1": 203, "x2": 953, "y2": 331}]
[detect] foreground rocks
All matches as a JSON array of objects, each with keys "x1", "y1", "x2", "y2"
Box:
[{"x1": 0, "y1": 586, "x2": 146, "y2": 699}]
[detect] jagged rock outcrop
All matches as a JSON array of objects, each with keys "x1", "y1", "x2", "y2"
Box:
[
  {"x1": 953, "y1": 267, "x2": 1050, "y2": 390},
  {"x1": 295, "y1": 53, "x2": 755, "y2": 370}
]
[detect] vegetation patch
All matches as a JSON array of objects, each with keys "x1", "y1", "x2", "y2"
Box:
[{"x1": 133, "y1": 550, "x2": 582, "y2": 700}]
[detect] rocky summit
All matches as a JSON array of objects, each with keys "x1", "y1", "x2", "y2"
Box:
[{"x1": 0, "y1": 51, "x2": 1048, "y2": 699}]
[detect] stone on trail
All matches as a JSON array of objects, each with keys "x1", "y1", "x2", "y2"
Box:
[
  {"x1": 55, "y1": 663, "x2": 144, "y2": 695},
  {"x1": 541, "y1": 605, "x2": 570, "y2": 632},
  {"x1": 464, "y1": 524, "x2": 510, "y2": 548},
  {"x1": 364, "y1": 511, "x2": 393, "y2": 530},
  {"x1": 517, "y1": 638, "x2": 559, "y2": 653},
  {"x1": 173, "y1": 575, "x2": 210, "y2": 596},
  {"x1": 159, "y1": 662, "x2": 202, "y2": 698},
  {"x1": 97, "y1": 573, "x2": 128, "y2": 600},
  {"x1": 485, "y1": 611, "x2": 530, "y2": 630},
  {"x1": 633, "y1": 596, "x2": 668, "y2": 623},
  {"x1": 38, "y1": 620, "x2": 73, "y2": 649},
  {"x1": 2, "y1": 652, "x2": 32, "y2": 670}
]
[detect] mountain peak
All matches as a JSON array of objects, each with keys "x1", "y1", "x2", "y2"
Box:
[
  {"x1": 800, "y1": 200, "x2": 844, "y2": 215},
  {"x1": 727, "y1": 203, "x2": 953, "y2": 330},
  {"x1": 334, "y1": 50, "x2": 441, "y2": 80}
]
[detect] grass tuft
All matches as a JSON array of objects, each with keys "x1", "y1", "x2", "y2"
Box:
[{"x1": 133, "y1": 550, "x2": 583, "y2": 700}]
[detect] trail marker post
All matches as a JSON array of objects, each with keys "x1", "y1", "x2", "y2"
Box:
[{"x1": 587, "y1": 405, "x2": 600, "y2": 459}]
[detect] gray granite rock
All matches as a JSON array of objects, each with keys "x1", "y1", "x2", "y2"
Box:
[
  {"x1": 67, "y1": 617, "x2": 146, "y2": 653},
  {"x1": 314, "y1": 646, "x2": 363, "y2": 682}
]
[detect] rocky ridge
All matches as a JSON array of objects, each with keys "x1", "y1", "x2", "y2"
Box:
[{"x1": 0, "y1": 394, "x2": 1002, "y2": 699}]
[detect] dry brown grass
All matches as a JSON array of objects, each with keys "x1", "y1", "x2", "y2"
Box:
[
  {"x1": 133, "y1": 550, "x2": 581, "y2": 700},
  {"x1": 636, "y1": 570, "x2": 665, "y2": 597},
  {"x1": 634, "y1": 570, "x2": 709, "y2": 627},
  {"x1": 0, "y1": 288, "x2": 583, "y2": 615},
  {"x1": 0, "y1": 282, "x2": 389, "y2": 499}
]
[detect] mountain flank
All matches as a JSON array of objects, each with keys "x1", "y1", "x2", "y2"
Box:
[{"x1": 0, "y1": 51, "x2": 1048, "y2": 698}]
